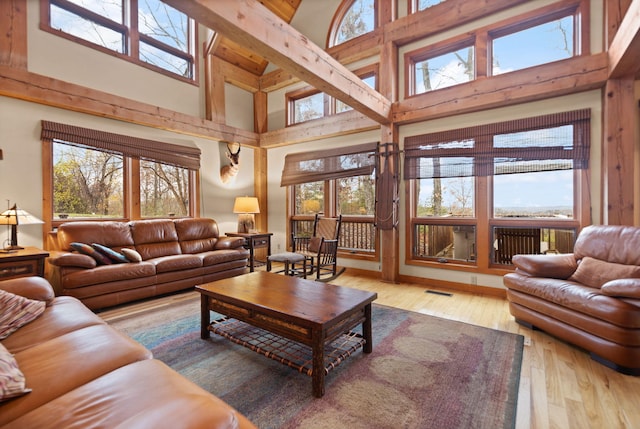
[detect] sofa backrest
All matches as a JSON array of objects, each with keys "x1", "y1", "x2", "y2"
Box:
[
  {"x1": 174, "y1": 218, "x2": 219, "y2": 254},
  {"x1": 130, "y1": 219, "x2": 181, "y2": 260},
  {"x1": 574, "y1": 225, "x2": 640, "y2": 266},
  {"x1": 57, "y1": 221, "x2": 135, "y2": 252}
]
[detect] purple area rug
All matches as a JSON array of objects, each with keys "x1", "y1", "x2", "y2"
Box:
[{"x1": 108, "y1": 297, "x2": 523, "y2": 429}]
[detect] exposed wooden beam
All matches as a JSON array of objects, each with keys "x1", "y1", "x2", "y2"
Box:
[
  {"x1": 384, "y1": 0, "x2": 529, "y2": 46},
  {"x1": 0, "y1": 0, "x2": 27, "y2": 69},
  {"x1": 609, "y1": 0, "x2": 640, "y2": 78},
  {"x1": 260, "y1": 111, "x2": 379, "y2": 148},
  {"x1": 394, "y1": 54, "x2": 609, "y2": 125},
  {"x1": 0, "y1": 65, "x2": 259, "y2": 146},
  {"x1": 163, "y1": 0, "x2": 392, "y2": 125}
]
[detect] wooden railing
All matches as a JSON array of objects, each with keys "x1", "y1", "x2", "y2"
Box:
[{"x1": 290, "y1": 216, "x2": 376, "y2": 254}]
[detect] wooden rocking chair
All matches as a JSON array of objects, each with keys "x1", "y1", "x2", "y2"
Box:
[{"x1": 291, "y1": 214, "x2": 344, "y2": 281}]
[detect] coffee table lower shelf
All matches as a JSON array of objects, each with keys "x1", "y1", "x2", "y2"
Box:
[{"x1": 208, "y1": 316, "x2": 365, "y2": 376}]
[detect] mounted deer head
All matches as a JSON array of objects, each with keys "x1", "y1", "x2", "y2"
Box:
[{"x1": 220, "y1": 142, "x2": 241, "y2": 184}]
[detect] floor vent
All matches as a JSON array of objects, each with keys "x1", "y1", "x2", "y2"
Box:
[{"x1": 425, "y1": 290, "x2": 453, "y2": 297}]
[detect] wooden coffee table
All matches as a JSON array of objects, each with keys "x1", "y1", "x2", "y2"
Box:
[{"x1": 197, "y1": 271, "x2": 377, "y2": 397}]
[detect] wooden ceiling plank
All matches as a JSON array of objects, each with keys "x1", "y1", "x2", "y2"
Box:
[{"x1": 164, "y1": 0, "x2": 392, "y2": 125}]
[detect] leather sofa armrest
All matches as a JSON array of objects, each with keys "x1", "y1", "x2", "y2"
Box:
[
  {"x1": 511, "y1": 253, "x2": 577, "y2": 279},
  {"x1": 49, "y1": 252, "x2": 97, "y2": 269},
  {"x1": 214, "y1": 236, "x2": 245, "y2": 250},
  {"x1": 0, "y1": 276, "x2": 55, "y2": 305}
]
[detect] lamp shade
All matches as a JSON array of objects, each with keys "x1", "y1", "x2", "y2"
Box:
[
  {"x1": 0, "y1": 204, "x2": 44, "y2": 226},
  {"x1": 0, "y1": 204, "x2": 44, "y2": 251},
  {"x1": 233, "y1": 197, "x2": 260, "y2": 214}
]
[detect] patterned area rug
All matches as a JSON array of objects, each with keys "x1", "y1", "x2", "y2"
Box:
[{"x1": 108, "y1": 297, "x2": 523, "y2": 429}]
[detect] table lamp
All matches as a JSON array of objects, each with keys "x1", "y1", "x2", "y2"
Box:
[
  {"x1": 0, "y1": 204, "x2": 44, "y2": 251},
  {"x1": 233, "y1": 197, "x2": 260, "y2": 233}
]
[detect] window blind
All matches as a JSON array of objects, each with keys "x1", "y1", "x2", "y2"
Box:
[
  {"x1": 41, "y1": 121, "x2": 201, "y2": 170},
  {"x1": 281, "y1": 142, "x2": 378, "y2": 186},
  {"x1": 404, "y1": 109, "x2": 590, "y2": 179}
]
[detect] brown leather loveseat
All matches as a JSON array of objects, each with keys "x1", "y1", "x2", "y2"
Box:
[
  {"x1": 504, "y1": 225, "x2": 640, "y2": 375},
  {"x1": 0, "y1": 276, "x2": 256, "y2": 428},
  {"x1": 47, "y1": 217, "x2": 249, "y2": 310}
]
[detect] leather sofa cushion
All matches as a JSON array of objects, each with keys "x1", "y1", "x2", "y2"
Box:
[
  {"x1": 3, "y1": 359, "x2": 254, "y2": 429},
  {"x1": 574, "y1": 225, "x2": 640, "y2": 266},
  {"x1": 130, "y1": 219, "x2": 181, "y2": 260},
  {"x1": 148, "y1": 254, "x2": 203, "y2": 273},
  {"x1": 1, "y1": 297, "x2": 105, "y2": 354},
  {"x1": 1, "y1": 324, "x2": 151, "y2": 427},
  {"x1": 201, "y1": 249, "x2": 250, "y2": 266},
  {"x1": 62, "y1": 262, "x2": 156, "y2": 289},
  {"x1": 504, "y1": 273, "x2": 640, "y2": 328},
  {"x1": 57, "y1": 221, "x2": 135, "y2": 251},
  {"x1": 174, "y1": 218, "x2": 219, "y2": 253}
]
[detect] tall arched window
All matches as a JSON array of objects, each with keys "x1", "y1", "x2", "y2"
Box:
[{"x1": 327, "y1": 0, "x2": 376, "y2": 48}]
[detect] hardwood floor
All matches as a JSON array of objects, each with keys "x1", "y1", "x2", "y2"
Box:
[{"x1": 99, "y1": 269, "x2": 640, "y2": 429}]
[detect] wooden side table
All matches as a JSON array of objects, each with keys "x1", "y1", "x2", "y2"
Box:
[
  {"x1": 226, "y1": 232, "x2": 272, "y2": 272},
  {"x1": 0, "y1": 246, "x2": 49, "y2": 281}
]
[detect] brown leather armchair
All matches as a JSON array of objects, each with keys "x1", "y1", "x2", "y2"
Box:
[{"x1": 504, "y1": 225, "x2": 640, "y2": 375}]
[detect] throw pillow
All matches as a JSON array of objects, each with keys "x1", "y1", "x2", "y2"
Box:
[
  {"x1": 70, "y1": 242, "x2": 112, "y2": 266},
  {"x1": 0, "y1": 343, "x2": 31, "y2": 402},
  {"x1": 121, "y1": 248, "x2": 143, "y2": 262},
  {"x1": 569, "y1": 256, "x2": 640, "y2": 288},
  {"x1": 0, "y1": 289, "x2": 46, "y2": 340},
  {"x1": 601, "y1": 279, "x2": 640, "y2": 299},
  {"x1": 91, "y1": 243, "x2": 128, "y2": 264}
]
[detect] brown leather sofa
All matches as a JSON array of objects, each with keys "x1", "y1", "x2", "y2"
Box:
[
  {"x1": 47, "y1": 218, "x2": 249, "y2": 310},
  {"x1": 504, "y1": 225, "x2": 640, "y2": 375},
  {"x1": 0, "y1": 276, "x2": 256, "y2": 429}
]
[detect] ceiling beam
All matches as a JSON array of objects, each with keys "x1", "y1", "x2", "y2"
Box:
[
  {"x1": 163, "y1": 0, "x2": 392, "y2": 125},
  {"x1": 609, "y1": 0, "x2": 640, "y2": 78}
]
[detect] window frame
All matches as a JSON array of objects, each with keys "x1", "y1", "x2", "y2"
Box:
[
  {"x1": 284, "y1": 143, "x2": 379, "y2": 260},
  {"x1": 327, "y1": 0, "x2": 379, "y2": 48},
  {"x1": 40, "y1": 0, "x2": 198, "y2": 84},
  {"x1": 41, "y1": 122, "x2": 200, "y2": 239},
  {"x1": 405, "y1": 110, "x2": 590, "y2": 273},
  {"x1": 285, "y1": 64, "x2": 379, "y2": 126},
  {"x1": 404, "y1": 0, "x2": 587, "y2": 99}
]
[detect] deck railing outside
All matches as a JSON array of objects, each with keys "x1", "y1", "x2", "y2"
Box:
[{"x1": 290, "y1": 217, "x2": 376, "y2": 254}]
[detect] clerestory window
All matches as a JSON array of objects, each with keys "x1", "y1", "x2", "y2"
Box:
[{"x1": 42, "y1": 0, "x2": 196, "y2": 81}]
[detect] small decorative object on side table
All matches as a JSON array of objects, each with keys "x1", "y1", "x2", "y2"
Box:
[
  {"x1": 226, "y1": 232, "x2": 272, "y2": 272},
  {"x1": 0, "y1": 246, "x2": 49, "y2": 280}
]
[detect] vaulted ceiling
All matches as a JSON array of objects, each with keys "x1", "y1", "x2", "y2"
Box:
[{"x1": 209, "y1": 0, "x2": 303, "y2": 76}]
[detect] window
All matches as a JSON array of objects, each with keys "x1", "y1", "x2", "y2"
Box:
[
  {"x1": 404, "y1": 4, "x2": 583, "y2": 98},
  {"x1": 53, "y1": 143, "x2": 124, "y2": 218},
  {"x1": 412, "y1": 45, "x2": 474, "y2": 94},
  {"x1": 283, "y1": 143, "x2": 378, "y2": 256},
  {"x1": 44, "y1": 0, "x2": 196, "y2": 81},
  {"x1": 42, "y1": 121, "x2": 200, "y2": 225},
  {"x1": 409, "y1": 0, "x2": 447, "y2": 14},
  {"x1": 286, "y1": 66, "x2": 378, "y2": 126},
  {"x1": 140, "y1": 160, "x2": 190, "y2": 217},
  {"x1": 328, "y1": 0, "x2": 376, "y2": 47},
  {"x1": 405, "y1": 110, "x2": 590, "y2": 266},
  {"x1": 491, "y1": 14, "x2": 575, "y2": 75}
]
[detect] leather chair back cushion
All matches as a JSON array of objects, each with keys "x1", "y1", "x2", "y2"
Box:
[
  {"x1": 174, "y1": 218, "x2": 219, "y2": 254},
  {"x1": 575, "y1": 225, "x2": 640, "y2": 266},
  {"x1": 57, "y1": 222, "x2": 134, "y2": 252},
  {"x1": 130, "y1": 220, "x2": 180, "y2": 260}
]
